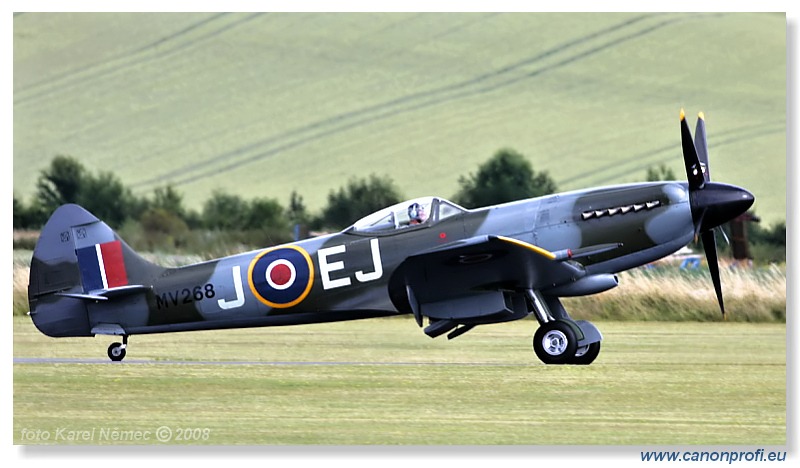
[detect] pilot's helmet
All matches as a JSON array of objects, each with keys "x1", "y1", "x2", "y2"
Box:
[
  {"x1": 408, "y1": 203, "x2": 421, "y2": 218},
  {"x1": 408, "y1": 203, "x2": 424, "y2": 222}
]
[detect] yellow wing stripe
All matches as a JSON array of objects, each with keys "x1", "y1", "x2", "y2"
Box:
[{"x1": 496, "y1": 236, "x2": 557, "y2": 260}]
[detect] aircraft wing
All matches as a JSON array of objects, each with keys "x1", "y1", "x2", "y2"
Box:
[
  {"x1": 398, "y1": 235, "x2": 585, "y2": 302},
  {"x1": 390, "y1": 235, "x2": 592, "y2": 328}
]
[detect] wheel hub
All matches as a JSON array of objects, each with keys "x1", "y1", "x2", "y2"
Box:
[{"x1": 542, "y1": 330, "x2": 568, "y2": 356}]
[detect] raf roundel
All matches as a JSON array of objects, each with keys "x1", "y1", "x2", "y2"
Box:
[{"x1": 248, "y1": 245, "x2": 314, "y2": 308}]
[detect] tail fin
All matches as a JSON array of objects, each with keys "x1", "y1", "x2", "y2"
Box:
[{"x1": 28, "y1": 204, "x2": 163, "y2": 337}]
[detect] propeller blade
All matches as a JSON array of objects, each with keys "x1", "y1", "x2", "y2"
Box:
[
  {"x1": 694, "y1": 112, "x2": 710, "y2": 182},
  {"x1": 693, "y1": 207, "x2": 706, "y2": 242},
  {"x1": 681, "y1": 108, "x2": 706, "y2": 190},
  {"x1": 701, "y1": 229, "x2": 725, "y2": 318},
  {"x1": 717, "y1": 225, "x2": 730, "y2": 246}
]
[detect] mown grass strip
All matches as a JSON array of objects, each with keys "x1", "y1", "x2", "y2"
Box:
[{"x1": 13, "y1": 317, "x2": 785, "y2": 445}]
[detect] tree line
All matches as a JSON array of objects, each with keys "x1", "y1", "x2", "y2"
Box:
[
  {"x1": 13, "y1": 151, "x2": 784, "y2": 261},
  {"x1": 13, "y1": 149, "x2": 557, "y2": 254}
]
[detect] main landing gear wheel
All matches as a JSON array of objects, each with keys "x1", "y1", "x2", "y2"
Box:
[
  {"x1": 533, "y1": 321, "x2": 578, "y2": 365},
  {"x1": 569, "y1": 341, "x2": 601, "y2": 365},
  {"x1": 107, "y1": 335, "x2": 129, "y2": 362}
]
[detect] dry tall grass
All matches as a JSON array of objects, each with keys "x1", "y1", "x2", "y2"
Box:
[
  {"x1": 565, "y1": 265, "x2": 786, "y2": 322},
  {"x1": 13, "y1": 249, "x2": 786, "y2": 322},
  {"x1": 13, "y1": 261, "x2": 30, "y2": 317}
]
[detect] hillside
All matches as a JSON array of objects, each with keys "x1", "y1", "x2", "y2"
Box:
[{"x1": 13, "y1": 12, "x2": 786, "y2": 224}]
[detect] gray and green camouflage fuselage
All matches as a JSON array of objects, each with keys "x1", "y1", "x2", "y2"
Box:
[{"x1": 26, "y1": 112, "x2": 756, "y2": 364}]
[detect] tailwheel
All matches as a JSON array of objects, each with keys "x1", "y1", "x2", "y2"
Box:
[
  {"x1": 532, "y1": 321, "x2": 578, "y2": 365},
  {"x1": 107, "y1": 335, "x2": 128, "y2": 362},
  {"x1": 568, "y1": 341, "x2": 601, "y2": 365}
]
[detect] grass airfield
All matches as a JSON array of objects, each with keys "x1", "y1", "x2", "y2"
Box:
[{"x1": 13, "y1": 316, "x2": 785, "y2": 445}]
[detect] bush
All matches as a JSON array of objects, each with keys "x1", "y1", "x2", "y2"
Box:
[
  {"x1": 453, "y1": 148, "x2": 557, "y2": 208},
  {"x1": 319, "y1": 174, "x2": 403, "y2": 230}
]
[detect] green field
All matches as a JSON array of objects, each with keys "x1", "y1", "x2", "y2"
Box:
[
  {"x1": 13, "y1": 316, "x2": 786, "y2": 445},
  {"x1": 12, "y1": 12, "x2": 786, "y2": 224}
]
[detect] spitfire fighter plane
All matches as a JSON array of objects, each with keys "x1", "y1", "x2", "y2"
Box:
[{"x1": 28, "y1": 110, "x2": 754, "y2": 364}]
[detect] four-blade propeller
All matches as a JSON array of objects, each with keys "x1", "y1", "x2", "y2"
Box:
[{"x1": 679, "y1": 109, "x2": 755, "y2": 318}]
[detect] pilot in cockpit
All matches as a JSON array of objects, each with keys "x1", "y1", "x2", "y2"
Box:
[{"x1": 408, "y1": 203, "x2": 428, "y2": 225}]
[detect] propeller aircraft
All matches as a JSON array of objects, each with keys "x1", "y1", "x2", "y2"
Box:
[{"x1": 27, "y1": 110, "x2": 755, "y2": 364}]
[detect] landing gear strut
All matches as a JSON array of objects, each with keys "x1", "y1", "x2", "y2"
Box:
[
  {"x1": 107, "y1": 335, "x2": 128, "y2": 362},
  {"x1": 527, "y1": 290, "x2": 602, "y2": 365}
]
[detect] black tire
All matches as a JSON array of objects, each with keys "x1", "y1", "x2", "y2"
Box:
[
  {"x1": 533, "y1": 321, "x2": 578, "y2": 365},
  {"x1": 568, "y1": 341, "x2": 601, "y2": 365},
  {"x1": 108, "y1": 342, "x2": 126, "y2": 362}
]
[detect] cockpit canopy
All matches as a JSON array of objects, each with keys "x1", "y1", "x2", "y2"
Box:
[{"x1": 347, "y1": 197, "x2": 467, "y2": 234}]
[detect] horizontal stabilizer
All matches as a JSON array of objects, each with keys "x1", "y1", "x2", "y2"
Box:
[{"x1": 56, "y1": 284, "x2": 151, "y2": 302}]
